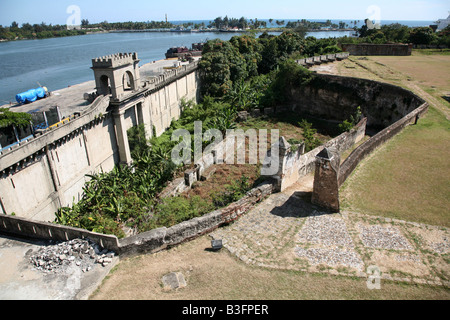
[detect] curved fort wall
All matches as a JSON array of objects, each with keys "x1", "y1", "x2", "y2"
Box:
[{"x1": 271, "y1": 72, "x2": 428, "y2": 210}]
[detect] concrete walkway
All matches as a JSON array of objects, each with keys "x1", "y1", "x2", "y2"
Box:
[
  {"x1": 0, "y1": 235, "x2": 118, "y2": 300},
  {"x1": 211, "y1": 176, "x2": 449, "y2": 287},
  {"x1": 2, "y1": 58, "x2": 193, "y2": 118}
]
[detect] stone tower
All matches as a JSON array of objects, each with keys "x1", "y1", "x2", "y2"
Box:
[
  {"x1": 311, "y1": 147, "x2": 341, "y2": 212},
  {"x1": 91, "y1": 52, "x2": 141, "y2": 101}
]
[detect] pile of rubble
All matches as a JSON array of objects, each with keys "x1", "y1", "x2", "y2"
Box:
[{"x1": 29, "y1": 238, "x2": 115, "y2": 274}]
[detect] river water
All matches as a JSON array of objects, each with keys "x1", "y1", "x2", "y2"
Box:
[{"x1": 0, "y1": 30, "x2": 355, "y2": 104}]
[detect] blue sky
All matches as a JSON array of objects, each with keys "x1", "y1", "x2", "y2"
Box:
[{"x1": 0, "y1": 0, "x2": 448, "y2": 26}]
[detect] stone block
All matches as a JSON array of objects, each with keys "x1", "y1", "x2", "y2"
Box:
[
  {"x1": 264, "y1": 107, "x2": 274, "y2": 115},
  {"x1": 184, "y1": 168, "x2": 197, "y2": 187},
  {"x1": 237, "y1": 111, "x2": 249, "y2": 122},
  {"x1": 162, "y1": 272, "x2": 187, "y2": 290},
  {"x1": 200, "y1": 167, "x2": 216, "y2": 181},
  {"x1": 251, "y1": 109, "x2": 261, "y2": 118}
]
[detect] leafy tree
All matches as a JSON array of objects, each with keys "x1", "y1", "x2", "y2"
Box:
[
  {"x1": 268, "y1": 59, "x2": 314, "y2": 105},
  {"x1": 0, "y1": 108, "x2": 32, "y2": 128},
  {"x1": 409, "y1": 27, "x2": 437, "y2": 45},
  {"x1": 199, "y1": 39, "x2": 248, "y2": 97}
]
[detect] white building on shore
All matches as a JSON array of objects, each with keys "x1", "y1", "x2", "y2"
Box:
[{"x1": 436, "y1": 13, "x2": 450, "y2": 31}]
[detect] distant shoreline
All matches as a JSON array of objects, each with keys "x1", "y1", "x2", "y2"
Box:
[{"x1": 0, "y1": 27, "x2": 356, "y2": 42}]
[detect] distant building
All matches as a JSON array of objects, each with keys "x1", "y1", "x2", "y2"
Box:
[{"x1": 436, "y1": 13, "x2": 450, "y2": 31}]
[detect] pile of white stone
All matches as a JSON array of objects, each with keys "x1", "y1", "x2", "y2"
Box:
[{"x1": 29, "y1": 238, "x2": 115, "y2": 274}]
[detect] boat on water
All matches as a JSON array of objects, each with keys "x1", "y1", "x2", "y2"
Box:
[
  {"x1": 170, "y1": 27, "x2": 192, "y2": 33},
  {"x1": 165, "y1": 43, "x2": 204, "y2": 59}
]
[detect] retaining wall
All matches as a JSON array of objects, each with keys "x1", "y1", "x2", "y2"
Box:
[
  {"x1": 263, "y1": 117, "x2": 367, "y2": 192},
  {"x1": 338, "y1": 102, "x2": 428, "y2": 186},
  {"x1": 1, "y1": 182, "x2": 274, "y2": 255},
  {"x1": 340, "y1": 43, "x2": 413, "y2": 56},
  {"x1": 119, "y1": 182, "x2": 273, "y2": 257},
  {"x1": 0, "y1": 214, "x2": 120, "y2": 251}
]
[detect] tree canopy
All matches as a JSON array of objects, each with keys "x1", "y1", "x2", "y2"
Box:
[{"x1": 0, "y1": 108, "x2": 32, "y2": 128}]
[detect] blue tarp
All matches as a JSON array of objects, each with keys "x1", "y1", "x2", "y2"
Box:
[{"x1": 16, "y1": 87, "x2": 47, "y2": 104}]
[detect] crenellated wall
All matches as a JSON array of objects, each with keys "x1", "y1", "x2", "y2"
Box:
[{"x1": 0, "y1": 61, "x2": 200, "y2": 221}]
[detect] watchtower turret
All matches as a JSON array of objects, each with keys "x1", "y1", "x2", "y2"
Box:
[{"x1": 91, "y1": 52, "x2": 141, "y2": 101}]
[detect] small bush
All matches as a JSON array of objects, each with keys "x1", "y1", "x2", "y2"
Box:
[{"x1": 211, "y1": 176, "x2": 251, "y2": 208}]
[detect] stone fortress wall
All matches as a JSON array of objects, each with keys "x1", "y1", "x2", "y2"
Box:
[
  {"x1": 0, "y1": 53, "x2": 428, "y2": 256},
  {"x1": 339, "y1": 43, "x2": 413, "y2": 56},
  {"x1": 0, "y1": 55, "x2": 200, "y2": 221}
]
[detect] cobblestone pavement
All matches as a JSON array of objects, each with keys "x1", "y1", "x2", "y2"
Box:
[{"x1": 211, "y1": 176, "x2": 449, "y2": 287}]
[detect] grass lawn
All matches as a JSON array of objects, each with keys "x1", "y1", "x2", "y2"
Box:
[
  {"x1": 340, "y1": 106, "x2": 450, "y2": 227},
  {"x1": 336, "y1": 51, "x2": 449, "y2": 227}
]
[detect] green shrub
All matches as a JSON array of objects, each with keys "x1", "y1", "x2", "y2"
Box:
[
  {"x1": 211, "y1": 176, "x2": 251, "y2": 208},
  {"x1": 154, "y1": 196, "x2": 215, "y2": 228},
  {"x1": 338, "y1": 106, "x2": 362, "y2": 133},
  {"x1": 299, "y1": 119, "x2": 322, "y2": 152}
]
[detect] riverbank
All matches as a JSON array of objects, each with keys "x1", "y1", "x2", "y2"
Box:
[{"x1": 0, "y1": 27, "x2": 356, "y2": 42}]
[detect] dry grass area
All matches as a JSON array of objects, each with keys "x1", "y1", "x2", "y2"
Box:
[
  {"x1": 185, "y1": 164, "x2": 261, "y2": 203},
  {"x1": 332, "y1": 51, "x2": 450, "y2": 227},
  {"x1": 340, "y1": 107, "x2": 450, "y2": 227},
  {"x1": 90, "y1": 235, "x2": 449, "y2": 300},
  {"x1": 178, "y1": 112, "x2": 336, "y2": 205}
]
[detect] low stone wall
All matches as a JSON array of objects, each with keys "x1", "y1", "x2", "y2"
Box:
[
  {"x1": 340, "y1": 43, "x2": 413, "y2": 56},
  {"x1": 338, "y1": 102, "x2": 428, "y2": 186},
  {"x1": 0, "y1": 214, "x2": 120, "y2": 251},
  {"x1": 296, "y1": 52, "x2": 349, "y2": 68},
  {"x1": 264, "y1": 118, "x2": 367, "y2": 192},
  {"x1": 1, "y1": 182, "x2": 273, "y2": 256},
  {"x1": 118, "y1": 182, "x2": 273, "y2": 257}
]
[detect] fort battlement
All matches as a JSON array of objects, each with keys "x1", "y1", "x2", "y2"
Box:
[{"x1": 92, "y1": 52, "x2": 139, "y2": 68}]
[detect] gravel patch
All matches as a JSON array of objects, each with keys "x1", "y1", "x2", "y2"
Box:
[
  {"x1": 297, "y1": 213, "x2": 355, "y2": 248},
  {"x1": 394, "y1": 253, "x2": 422, "y2": 263},
  {"x1": 295, "y1": 247, "x2": 364, "y2": 271},
  {"x1": 29, "y1": 239, "x2": 115, "y2": 274},
  {"x1": 430, "y1": 241, "x2": 450, "y2": 255},
  {"x1": 358, "y1": 224, "x2": 413, "y2": 251}
]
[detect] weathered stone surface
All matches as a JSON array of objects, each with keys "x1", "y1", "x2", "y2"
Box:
[
  {"x1": 162, "y1": 272, "x2": 187, "y2": 290},
  {"x1": 311, "y1": 147, "x2": 341, "y2": 212}
]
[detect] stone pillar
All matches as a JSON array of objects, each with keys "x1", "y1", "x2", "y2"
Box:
[
  {"x1": 137, "y1": 101, "x2": 152, "y2": 140},
  {"x1": 311, "y1": 147, "x2": 340, "y2": 212},
  {"x1": 261, "y1": 136, "x2": 289, "y2": 192},
  {"x1": 113, "y1": 110, "x2": 133, "y2": 166}
]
